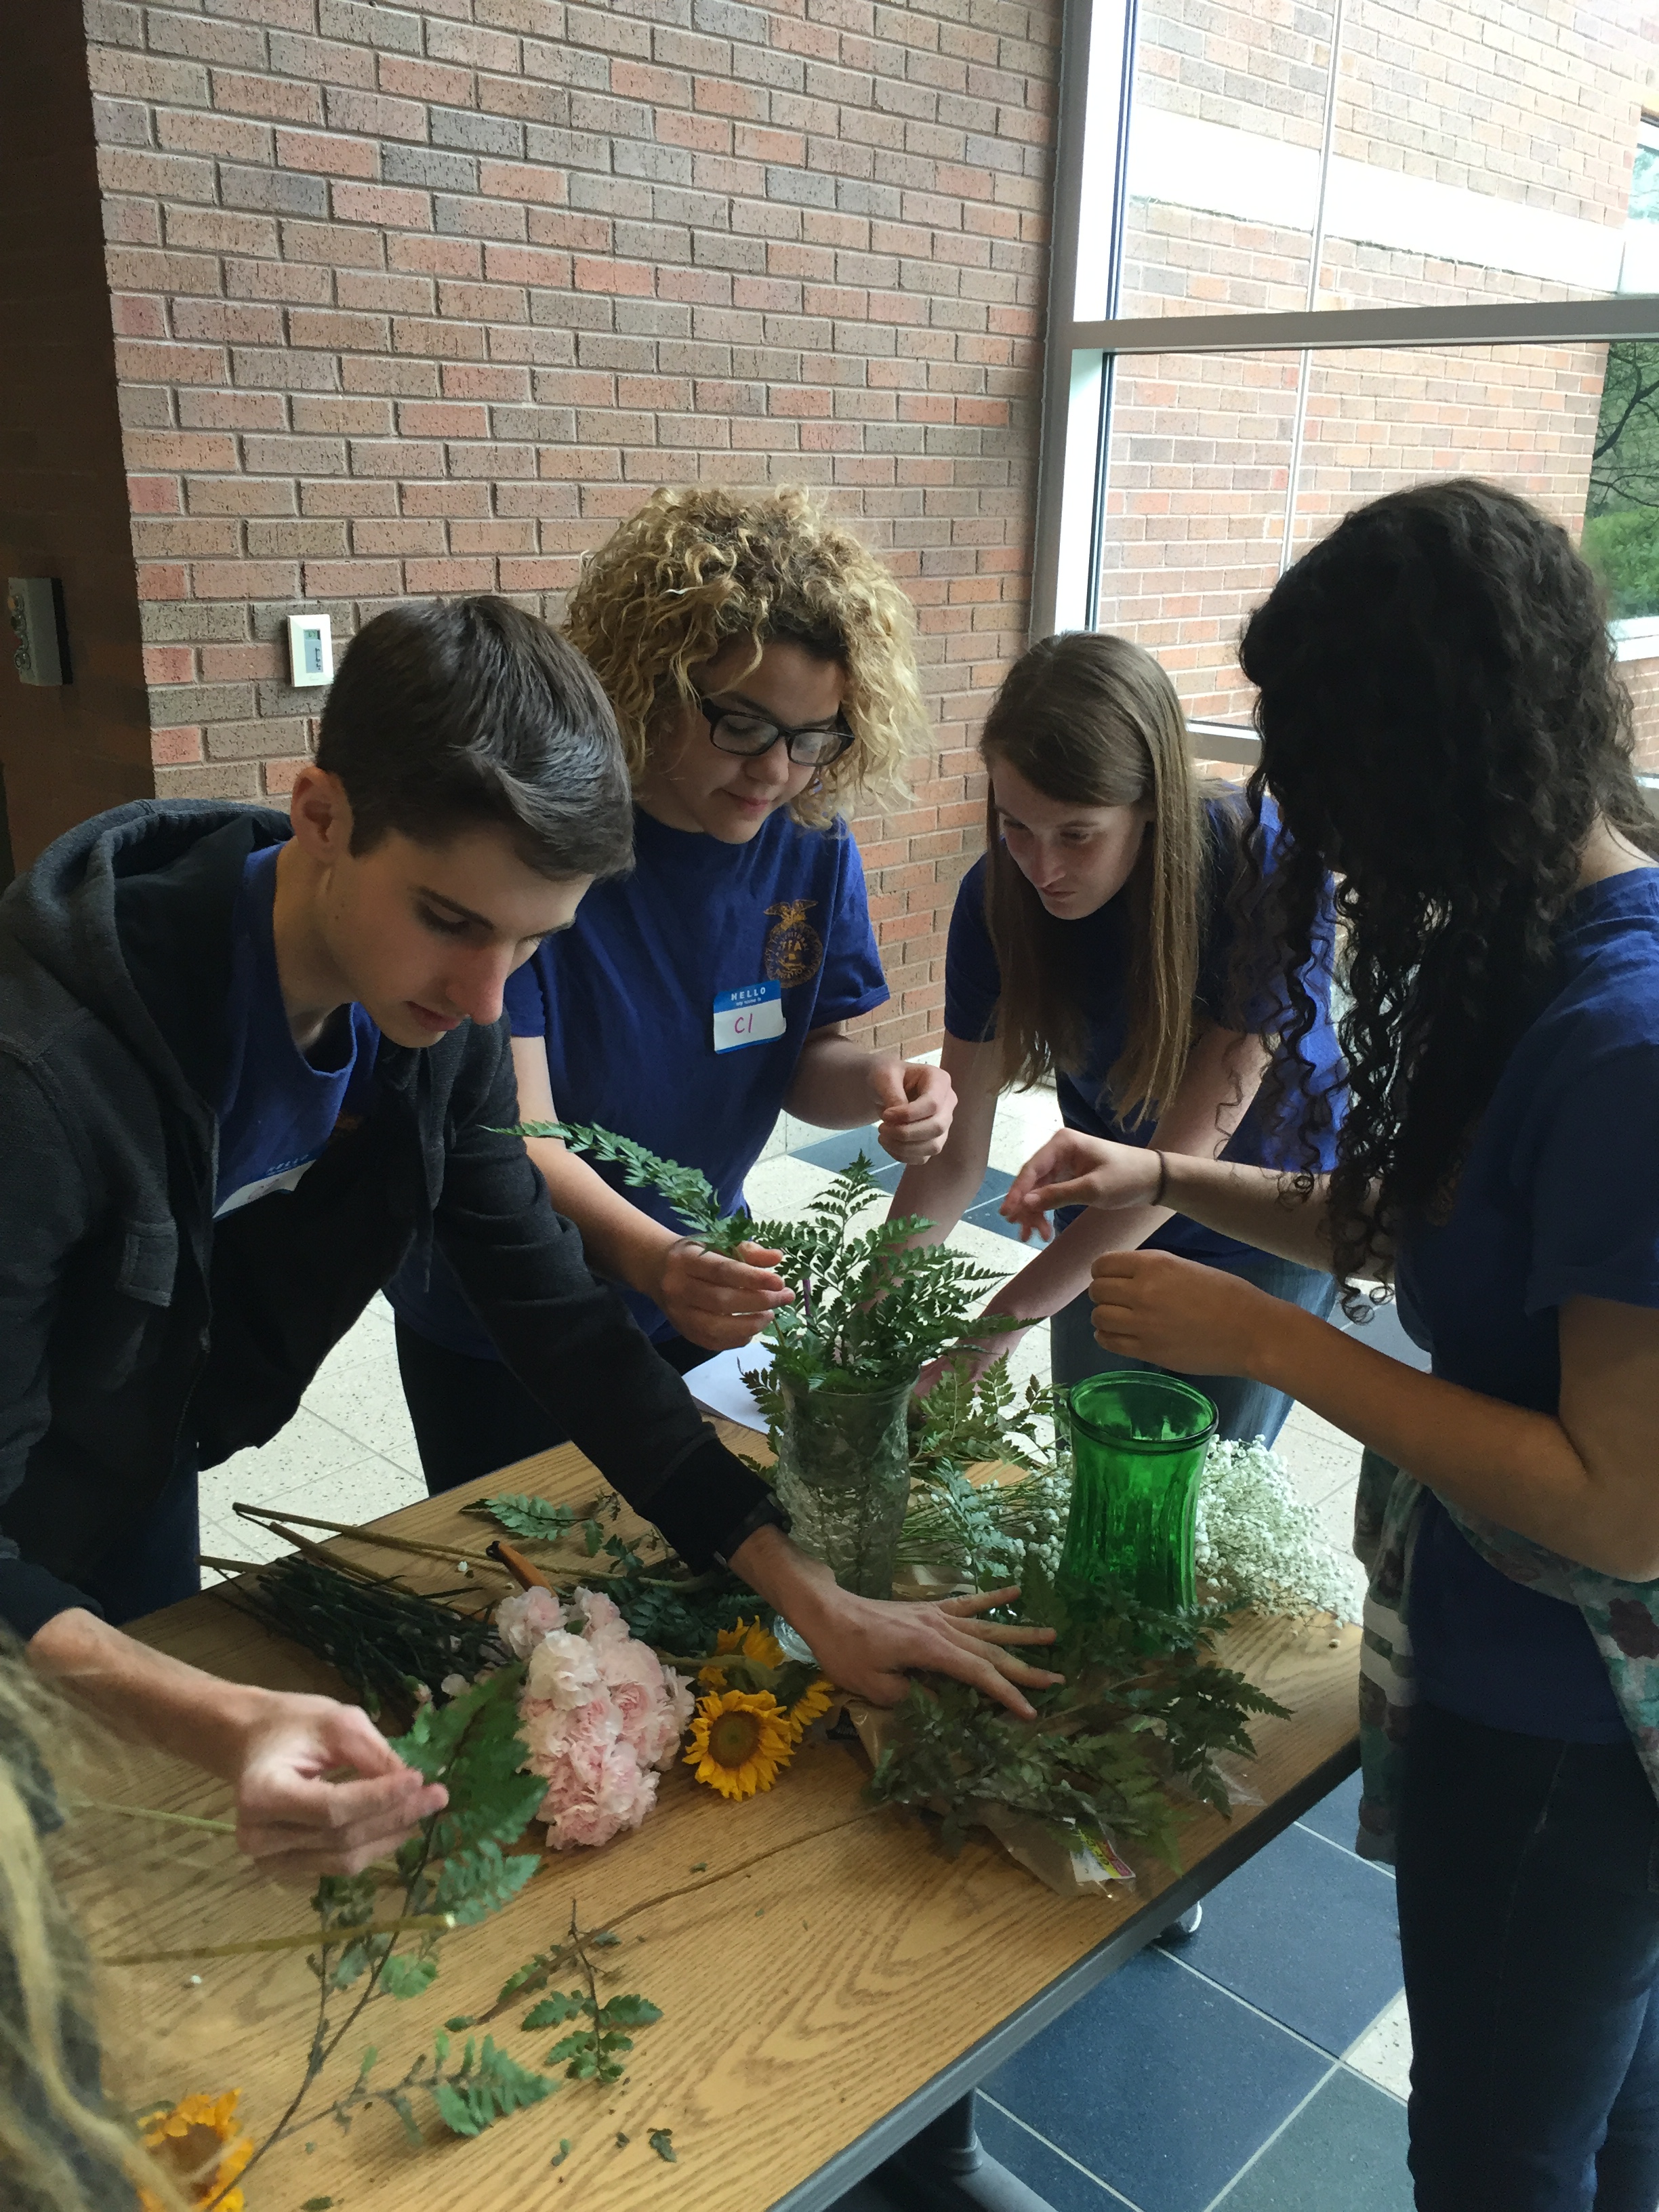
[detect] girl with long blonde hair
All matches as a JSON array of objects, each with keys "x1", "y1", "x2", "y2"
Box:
[{"x1": 895, "y1": 630, "x2": 1344, "y2": 1443}]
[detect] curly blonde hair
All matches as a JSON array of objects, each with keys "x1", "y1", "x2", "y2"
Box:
[{"x1": 562, "y1": 485, "x2": 926, "y2": 829}]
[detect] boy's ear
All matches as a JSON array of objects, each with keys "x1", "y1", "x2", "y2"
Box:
[{"x1": 287, "y1": 764, "x2": 356, "y2": 859}]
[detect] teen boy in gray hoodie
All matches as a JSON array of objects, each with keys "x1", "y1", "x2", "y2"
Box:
[{"x1": 0, "y1": 596, "x2": 1054, "y2": 1880}]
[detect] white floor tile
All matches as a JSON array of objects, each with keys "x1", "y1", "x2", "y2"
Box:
[
  {"x1": 1344, "y1": 1989, "x2": 1412, "y2": 2102},
  {"x1": 985, "y1": 1083, "x2": 1064, "y2": 1178},
  {"x1": 299, "y1": 1368, "x2": 421, "y2": 1467},
  {"x1": 741, "y1": 1153, "x2": 841, "y2": 1220},
  {"x1": 207, "y1": 1408, "x2": 374, "y2": 1504}
]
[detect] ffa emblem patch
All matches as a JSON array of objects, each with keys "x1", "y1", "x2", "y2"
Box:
[{"x1": 763, "y1": 899, "x2": 823, "y2": 987}]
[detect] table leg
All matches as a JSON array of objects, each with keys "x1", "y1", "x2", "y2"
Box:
[{"x1": 869, "y1": 2093, "x2": 1060, "y2": 2212}]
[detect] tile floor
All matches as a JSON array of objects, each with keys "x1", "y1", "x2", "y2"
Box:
[{"x1": 203, "y1": 1086, "x2": 1413, "y2": 2211}]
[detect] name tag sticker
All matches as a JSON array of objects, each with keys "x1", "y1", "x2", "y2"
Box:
[{"x1": 713, "y1": 981, "x2": 786, "y2": 1054}]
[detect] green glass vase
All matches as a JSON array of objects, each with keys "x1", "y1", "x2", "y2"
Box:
[
  {"x1": 1059, "y1": 1372, "x2": 1218, "y2": 1611},
  {"x1": 772, "y1": 1372, "x2": 915, "y2": 1599}
]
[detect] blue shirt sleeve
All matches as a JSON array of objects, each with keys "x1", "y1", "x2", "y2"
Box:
[
  {"x1": 1523, "y1": 1036, "x2": 1659, "y2": 1317},
  {"x1": 502, "y1": 952, "x2": 548, "y2": 1039},
  {"x1": 802, "y1": 829, "x2": 889, "y2": 1027},
  {"x1": 944, "y1": 856, "x2": 1000, "y2": 1042}
]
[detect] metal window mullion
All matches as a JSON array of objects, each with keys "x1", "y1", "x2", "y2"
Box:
[{"x1": 1031, "y1": 0, "x2": 1135, "y2": 640}]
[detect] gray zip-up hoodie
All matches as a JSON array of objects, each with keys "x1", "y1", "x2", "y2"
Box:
[{"x1": 0, "y1": 800, "x2": 773, "y2": 1636}]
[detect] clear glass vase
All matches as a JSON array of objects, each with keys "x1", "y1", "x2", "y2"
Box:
[
  {"x1": 772, "y1": 1372, "x2": 916, "y2": 1600},
  {"x1": 1059, "y1": 1372, "x2": 1218, "y2": 1612}
]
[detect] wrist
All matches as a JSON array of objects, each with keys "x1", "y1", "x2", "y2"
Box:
[
  {"x1": 727, "y1": 1526, "x2": 842, "y2": 1632},
  {"x1": 1248, "y1": 1293, "x2": 1326, "y2": 1394}
]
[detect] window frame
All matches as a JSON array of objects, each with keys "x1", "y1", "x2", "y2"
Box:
[{"x1": 1031, "y1": 3, "x2": 1659, "y2": 728}]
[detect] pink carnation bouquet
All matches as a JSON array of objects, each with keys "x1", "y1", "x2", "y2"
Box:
[{"x1": 493, "y1": 1584, "x2": 695, "y2": 1851}]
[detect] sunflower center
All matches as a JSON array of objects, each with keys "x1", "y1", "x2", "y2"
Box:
[{"x1": 707, "y1": 1708, "x2": 766, "y2": 1769}]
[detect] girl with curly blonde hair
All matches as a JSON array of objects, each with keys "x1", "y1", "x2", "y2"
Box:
[{"x1": 390, "y1": 487, "x2": 960, "y2": 1489}]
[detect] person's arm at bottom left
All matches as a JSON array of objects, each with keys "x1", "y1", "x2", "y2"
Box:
[{"x1": 27, "y1": 1607, "x2": 447, "y2": 1881}]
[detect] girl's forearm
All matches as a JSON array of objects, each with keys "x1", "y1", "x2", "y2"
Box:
[
  {"x1": 1255, "y1": 1306, "x2": 1631, "y2": 1574},
  {"x1": 525, "y1": 1136, "x2": 677, "y2": 1301},
  {"x1": 783, "y1": 1031, "x2": 891, "y2": 1128},
  {"x1": 891, "y1": 1147, "x2": 985, "y2": 1248},
  {"x1": 1160, "y1": 1154, "x2": 1338, "y2": 1271},
  {"x1": 992, "y1": 1204, "x2": 1174, "y2": 1322}
]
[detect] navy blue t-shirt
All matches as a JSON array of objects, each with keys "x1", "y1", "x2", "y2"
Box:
[
  {"x1": 215, "y1": 842, "x2": 379, "y2": 1218},
  {"x1": 943, "y1": 795, "x2": 1345, "y2": 1264},
  {"x1": 1401, "y1": 867, "x2": 1659, "y2": 1743},
  {"x1": 388, "y1": 804, "x2": 888, "y2": 1353}
]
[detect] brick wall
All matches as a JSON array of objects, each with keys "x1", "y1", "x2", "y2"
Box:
[
  {"x1": 0, "y1": 5, "x2": 152, "y2": 868},
  {"x1": 1626, "y1": 657, "x2": 1659, "y2": 773},
  {"x1": 83, "y1": 0, "x2": 1061, "y2": 1054}
]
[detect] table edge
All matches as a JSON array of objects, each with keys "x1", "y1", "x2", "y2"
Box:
[{"x1": 769, "y1": 1732, "x2": 1361, "y2": 2212}]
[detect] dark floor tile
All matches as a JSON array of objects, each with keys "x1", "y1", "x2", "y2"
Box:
[
  {"x1": 1160, "y1": 1821, "x2": 1400, "y2": 2055},
  {"x1": 976, "y1": 2098, "x2": 1140, "y2": 2209},
  {"x1": 792, "y1": 1125, "x2": 903, "y2": 1187},
  {"x1": 985, "y1": 1948, "x2": 1326, "y2": 2212},
  {"x1": 1218, "y1": 2068, "x2": 1411, "y2": 2211},
  {"x1": 1294, "y1": 1767, "x2": 1368, "y2": 1853}
]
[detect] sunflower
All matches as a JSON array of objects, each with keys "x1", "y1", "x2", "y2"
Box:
[
  {"x1": 785, "y1": 1675, "x2": 835, "y2": 1743},
  {"x1": 699, "y1": 1617, "x2": 785, "y2": 1691},
  {"x1": 138, "y1": 2089, "x2": 252, "y2": 2212},
  {"x1": 684, "y1": 1688, "x2": 794, "y2": 1800}
]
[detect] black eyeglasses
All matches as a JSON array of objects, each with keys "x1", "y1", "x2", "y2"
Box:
[{"x1": 696, "y1": 695, "x2": 855, "y2": 768}]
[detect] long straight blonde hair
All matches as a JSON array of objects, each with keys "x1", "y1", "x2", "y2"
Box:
[
  {"x1": 980, "y1": 632, "x2": 1218, "y2": 1126},
  {"x1": 0, "y1": 1646, "x2": 187, "y2": 2212}
]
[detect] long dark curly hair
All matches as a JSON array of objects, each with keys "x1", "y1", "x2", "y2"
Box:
[{"x1": 1240, "y1": 477, "x2": 1656, "y2": 1291}]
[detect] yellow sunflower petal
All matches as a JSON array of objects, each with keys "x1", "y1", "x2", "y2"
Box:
[
  {"x1": 684, "y1": 1688, "x2": 795, "y2": 1801},
  {"x1": 786, "y1": 1676, "x2": 835, "y2": 1743}
]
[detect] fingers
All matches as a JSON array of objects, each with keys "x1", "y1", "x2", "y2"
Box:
[
  {"x1": 659, "y1": 1240, "x2": 794, "y2": 1344},
  {"x1": 867, "y1": 1059, "x2": 909, "y2": 1113},
  {"x1": 239, "y1": 1760, "x2": 445, "y2": 1839}
]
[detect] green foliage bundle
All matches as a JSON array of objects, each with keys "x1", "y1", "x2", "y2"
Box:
[
  {"x1": 899, "y1": 1360, "x2": 1071, "y2": 1593},
  {"x1": 510, "y1": 1121, "x2": 1015, "y2": 1393},
  {"x1": 866, "y1": 1568, "x2": 1288, "y2": 1870}
]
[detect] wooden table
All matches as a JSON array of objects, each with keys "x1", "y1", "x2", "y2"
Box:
[{"x1": 55, "y1": 1432, "x2": 1361, "y2": 2212}]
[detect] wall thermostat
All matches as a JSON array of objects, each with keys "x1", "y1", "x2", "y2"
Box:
[
  {"x1": 7, "y1": 578, "x2": 69, "y2": 687},
  {"x1": 287, "y1": 612, "x2": 333, "y2": 688}
]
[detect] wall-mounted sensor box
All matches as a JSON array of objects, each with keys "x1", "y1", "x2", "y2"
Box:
[
  {"x1": 287, "y1": 612, "x2": 333, "y2": 688},
  {"x1": 7, "y1": 579, "x2": 69, "y2": 687}
]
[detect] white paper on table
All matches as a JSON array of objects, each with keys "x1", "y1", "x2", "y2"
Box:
[{"x1": 682, "y1": 1342, "x2": 773, "y2": 1434}]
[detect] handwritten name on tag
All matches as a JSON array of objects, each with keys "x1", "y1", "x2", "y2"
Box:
[{"x1": 713, "y1": 981, "x2": 786, "y2": 1053}]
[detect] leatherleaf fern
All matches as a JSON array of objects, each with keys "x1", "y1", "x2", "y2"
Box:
[
  {"x1": 508, "y1": 1121, "x2": 1019, "y2": 1393},
  {"x1": 866, "y1": 1565, "x2": 1289, "y2": 1870}
]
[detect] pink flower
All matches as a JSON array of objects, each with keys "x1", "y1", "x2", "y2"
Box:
[
  {"x1": 505, "y1": 1577, "x2": 696, "y2": 1849},
  {"x1": 568, "y1": 1586, "x2": 628, "y2": 1645},
  {"x1": 495, "y1": 1585, "x2": 565, "y2": 1658},
  {"x1": 593, "y1": 1637, "x2": 689, "y2": 1769},
  {"x1": 527, "y1": 1698, "x2": 659, "y2": 1848},
  {"x1": 525, "y1": 1627, "x2": 603, "y2": 1708}
]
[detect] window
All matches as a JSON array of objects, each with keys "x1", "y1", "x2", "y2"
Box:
[
  {"x1": 1036, "y1": 4, "x2": 1659, "y2": 760},
  {"x1": 1588, "y1": 121, "x2": 1659, "y2": 649}
]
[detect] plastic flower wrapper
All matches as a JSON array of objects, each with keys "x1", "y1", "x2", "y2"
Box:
[{"x1": 496, "y1": 1584, "x2": 694, "y2": 1850}]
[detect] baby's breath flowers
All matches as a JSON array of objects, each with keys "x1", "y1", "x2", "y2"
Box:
[{"x1": 1194, "y1": 1438, "x2": 1361, "y2": 1624}]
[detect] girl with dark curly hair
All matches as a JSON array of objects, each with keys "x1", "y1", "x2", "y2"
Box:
[{"x1": 1002, "y1": 478, "x2": 1659, "y2": 2209}]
